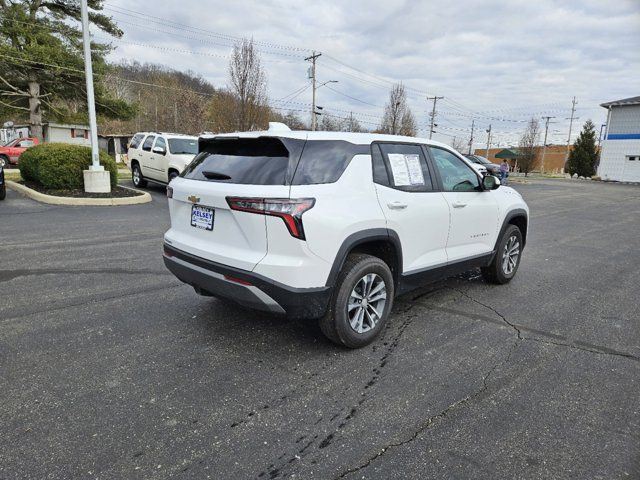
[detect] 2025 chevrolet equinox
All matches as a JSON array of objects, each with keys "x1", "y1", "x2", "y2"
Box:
[{"x1": 163, "y1": 123, "x2": 529, "y2": 348}]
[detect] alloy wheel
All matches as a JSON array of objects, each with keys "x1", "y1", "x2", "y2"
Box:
[
  {"x1": 502, "y1": 235, "x2": 520, "y2": 275},
  {"x1": 347, "y1": 273, "x2": 387, "y2": 334}
]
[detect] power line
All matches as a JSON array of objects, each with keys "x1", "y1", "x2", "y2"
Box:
[
  {"x1": 324, "y1": 85, "x2": 382, "y2": 108},
  {"x1": 102, "y1": 3, "x2": 309, "y2": 53}
]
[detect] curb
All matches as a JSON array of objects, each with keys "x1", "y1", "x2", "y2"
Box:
[{"x1": 6, "y1": 181, "x2": 152, "y2": 206}]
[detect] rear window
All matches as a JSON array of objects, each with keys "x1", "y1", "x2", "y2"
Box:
[
  {"x1": 168, "y1": 138, "x2": 198, "y2": 155},
  {"x1": 181, "y1": 137, "x2": 292, "y2": 185},
  {"x1": 292, "y1": 140, "x2": 368, "y2": 185}
]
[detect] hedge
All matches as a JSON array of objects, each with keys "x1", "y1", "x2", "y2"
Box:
[{"x1": 20, "y1": 143, "x2": 118, "y2": 189}]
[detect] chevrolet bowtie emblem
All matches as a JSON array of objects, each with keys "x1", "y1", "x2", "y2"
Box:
[{"x1": 188, "y1": 195, "x2": 200, "y2": 203}]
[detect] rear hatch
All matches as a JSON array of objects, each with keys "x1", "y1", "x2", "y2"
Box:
[{"x1": 165, "y1": 136, "x2": 304, "y2": 271}]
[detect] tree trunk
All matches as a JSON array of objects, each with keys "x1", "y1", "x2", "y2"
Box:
[{"x1": 28, "y1": 81, "x2": 43, "y2": 141}]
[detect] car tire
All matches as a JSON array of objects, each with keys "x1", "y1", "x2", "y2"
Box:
[
  {"x1": 481, "y1": 224, "x2": 523, "y2": 284},
  {"x1": 168, "y1": 170, "x2": 179, "y2": 182},
  {"x1": 131, "y1": 163, "x2": 147, "y2": 188},
  {"x1": 319, "y1": 253, "x2": 394, "y2": 348},
  {"x1": 0, "y1": 155, "x2": 8, "y2": 168}
]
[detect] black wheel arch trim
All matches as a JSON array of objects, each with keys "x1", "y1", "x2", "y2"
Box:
[
  {"x1": 325, "y1": 228, "x2": 403, "y2": 288},
  {"x1": 497, "y1": 208, "x2": 528, "y2": 250}
]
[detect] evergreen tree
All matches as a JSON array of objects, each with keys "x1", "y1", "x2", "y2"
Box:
[
  {"x1": 0, "y1": 0, "x2": 135, "y2": 140},
  {"x1": 567, "y1": 120, "x2": 599, "y2": 177}
]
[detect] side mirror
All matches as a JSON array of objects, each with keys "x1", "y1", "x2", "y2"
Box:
[
  {"x1": 152, "y1": 146, "x2": 166, "y2": 155},
  {"x1": 482, "y1": 175, "x2": 501, "y2": 190}
]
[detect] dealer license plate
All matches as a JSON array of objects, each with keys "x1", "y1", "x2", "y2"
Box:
[{"x1": 191, "y1": 204, "x2": 214, "y2": 231}]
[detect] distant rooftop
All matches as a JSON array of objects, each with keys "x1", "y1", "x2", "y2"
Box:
[{"x1": 600, "y1": 96, "x2": 640, "y2": 108}]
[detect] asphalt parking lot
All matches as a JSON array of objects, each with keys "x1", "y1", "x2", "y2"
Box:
[{"x1": 1, "y1": 178, "x2": 639, "y2": 479}]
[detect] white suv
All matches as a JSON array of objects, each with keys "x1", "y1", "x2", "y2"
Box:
[
  {"x1": 163, "y1": 123, "x2": 529, "y2": 348},
  {"x1": 127, "y1": 132, "x2": 198, "y2": 187}
]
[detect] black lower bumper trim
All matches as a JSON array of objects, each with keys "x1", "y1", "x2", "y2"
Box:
[{"x1": 163, "y1": 244, "x2": 331, "y2": 319}]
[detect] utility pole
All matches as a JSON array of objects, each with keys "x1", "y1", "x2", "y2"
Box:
[
  {"x1": 564, "y1": 96, "x2": 578, "y2": 171},
  {"x1": 541, "y1": 116, "x2": 556, "y2": 173},
  {"x1": 485, "y1": 124, "x2": 492, "y2": 159},
  {"x1": 427, "y1": 96, "x2": 444, "y2": 139},
  {"x1": 305, "y1": 51, "x2": 321, "y2": 131},
  {"x1": 80, "y1": 0, "x2": 110, "y2": 192},
  {"x1": 468, "y1": 119, "x2": 475, "y2": 155}
]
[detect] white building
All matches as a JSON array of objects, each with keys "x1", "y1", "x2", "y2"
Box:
[
  {"x1": 598, "y1": 96, "x2": 640, "y2": 182},
  {"x1": 42, "y1": 123, "x2": 91, "y2": 146},
  {"x1": 3, "y1": 122, "x2": 91, "y2": 146}
]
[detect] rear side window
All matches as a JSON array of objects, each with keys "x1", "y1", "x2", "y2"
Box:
[
  {"x1": 154, "y1": 136, "x2": 166, "y2": 151},
  {"x1": 129, "y1": 133, "x2": 144, "y2": 149},
  {"x1": 292, "y1": 141, "x2": 368, "y2": 185},
  {"x1": 142, "y1": 135, "x2": 155, "y2": 152},
  {"x1": 377, "y1": 143, "x2": 434, "y2": 192},
  {"x1": 371, "y1": 144, "x2": 390, "y2": 186},
  {"x1": 181, "y1": 138, "x2": 291, "y2": 185}
]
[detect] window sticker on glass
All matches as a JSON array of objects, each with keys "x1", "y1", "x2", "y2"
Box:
[
  {"x1": 388, "y1": 153, "x2": 425, "y2": 186},
  {"x1": 388, "y1": 153, "x2": 411, "y2": 186},
  {"x1": 404, "y1": 154, "x2": 425, "y2": 185}
]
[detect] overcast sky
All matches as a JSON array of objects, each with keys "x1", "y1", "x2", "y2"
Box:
[{"x1": 100, "y1": 0, "x2": 640, "y2": 148}]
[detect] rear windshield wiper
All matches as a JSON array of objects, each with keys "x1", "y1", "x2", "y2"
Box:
[{"x1": 202, "y1": 170, "x2": 232, "y2": 180}]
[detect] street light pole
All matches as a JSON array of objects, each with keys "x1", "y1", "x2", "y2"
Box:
[
  {"x1": 80, "y1": 0, "x2": 110, "y2": 192},
  {"x1": 80, "y1": 0, "x2": 99, "y2": 169}
]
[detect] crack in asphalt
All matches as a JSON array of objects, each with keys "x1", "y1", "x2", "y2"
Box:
[
  {"x1": 451, "y1": 287, "x2": 523, "y2": 340},
  {"x1": 336, "y1": 323, "x2": 521, "y2": 479},
  {"x1": 257, "y1": 299, "x2": 425, "y2": 480},
  {"x1": 450, "y1": 286, "x2": 639, "y2": 363},
  {"x1": 336, "y1": 283, "x2": 639, "y2": 478},
  {"x1": 525, "y1": 337, "x2": 640, "y2": 362}
]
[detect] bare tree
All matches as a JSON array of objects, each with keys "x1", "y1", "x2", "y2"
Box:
[
  {"x1": 451, "y1": 136, "x2": 468, "y2": 153},
  {"x1": 344, "y1": 113, "x2": 364, "y2": 133},
  {"x1": 270, "y1": 110, "x2": 307, "y2": 130},
  {"x1": 318, "y1": 114, "x2": 342, "y2": 132},
  {"x1": 518, "y1": 118, "x2": 541, "y2": 176},
  {"x1": 379, "y1": 83, "x2": 416, "y2": 136},
  {"x1": 227, "y1": 38, "x2": 269, "y2": 131}
]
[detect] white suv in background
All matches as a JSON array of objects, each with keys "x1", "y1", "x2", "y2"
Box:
[
  {"x1": 163, "y1": 123, "x2": 529, "y2": 348},
  {"x1": 127, "y1": 132, "x2": 198, "y2": 187}
]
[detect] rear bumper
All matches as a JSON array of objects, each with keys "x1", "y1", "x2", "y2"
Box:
[{"x1": 163, "y1": 244, "x2": 331, "y2": 319}]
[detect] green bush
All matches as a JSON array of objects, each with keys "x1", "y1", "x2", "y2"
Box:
[{"x1": 20, "y1": 143, "x2": 118, "y2": 189}]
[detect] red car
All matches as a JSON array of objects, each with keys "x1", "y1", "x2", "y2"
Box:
[{"x1": 0, "y1": 137, "x2": 39, "y2": 167}]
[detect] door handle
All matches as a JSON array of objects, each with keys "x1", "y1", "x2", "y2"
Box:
[
  {"x1": 452, "y1": 201, "x2": 467, "y2": 208},
  {"x1": 387, "y1": 201, "x2": 407, "y2": 210}
]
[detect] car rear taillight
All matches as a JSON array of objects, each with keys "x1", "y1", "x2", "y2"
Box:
[
  {"x1": 226, "y1": 197, "x2": 315, "y2": 240},
  {"x1": 166, "y1": 186, "x2": 173, "y2": 198}
]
